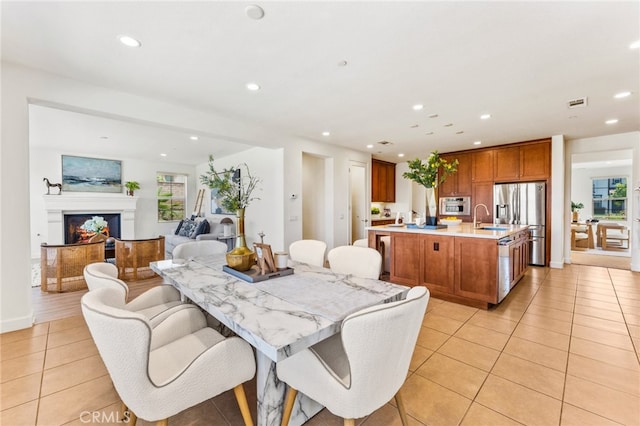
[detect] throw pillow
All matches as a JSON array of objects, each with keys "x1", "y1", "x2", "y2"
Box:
[
  {"x1": 190, "y1": 219, "x2": 210, "y2": 239},
  {"x1": 178, "y1": 219, "x2": 196, "y2": 237},
  {"x1": 174, "y1": 219, "x2": 184, "y2": 235}
]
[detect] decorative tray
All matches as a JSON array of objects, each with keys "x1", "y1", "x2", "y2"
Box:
[
  {"x1": 222, "y1": 265, "x2": 294, "y2": 283},
  {"x1": 406, "y1": 224, "x2": 447, "y2": 230}
]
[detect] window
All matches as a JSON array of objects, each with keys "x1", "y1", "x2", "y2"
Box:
[
  {"x1": 592, "y1": 177, "x2": 627, "y2": 220},
  {"x1": 157, "y1": 173, "x2": 187, "y2": 221}
]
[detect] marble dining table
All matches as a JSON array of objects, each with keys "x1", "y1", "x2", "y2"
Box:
[{"x1": 150, "y1": 254, "x2": 409, "y2": 426}]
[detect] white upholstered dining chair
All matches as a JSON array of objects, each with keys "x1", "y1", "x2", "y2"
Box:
[
  {"x1": 81, "y1": 287, "x2": 256, "y2": 426},
  {"x1": 83, "y1": 262, "x2": 184, "y2": 326},
  {"x1": 327, "y1": 245, "x2": 382, "y2": 279},
  {"x1": 288, "y1": 239, "x2": 327, "y2": 267},
  {"x1": 277, "y1": 286, "x2": 429, "y2": 426},
  {"x1": 172, "y1": 240, "x2": 228, "y2": 259}
]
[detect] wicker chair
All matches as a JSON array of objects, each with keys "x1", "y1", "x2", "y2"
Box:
[
  {"x1": 115, "y1": 236, "x2": 165, "y2": 281},
  {"x1": 40, "y1": 241, "x2": 105, "y2": 292}
]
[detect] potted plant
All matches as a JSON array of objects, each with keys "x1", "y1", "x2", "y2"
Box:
[
  {"x1": 200, "y1": 155, "x2": 261, "y2": 271},
  {"x1": 402, "y1": 151, "x2": 458, "y2": 225},
  {"x1": 124, "y1": 181, "x2": 140, "y2": 196},
  {"x1": 571, "y1": 201, "x2": 584, "y2": 222}
]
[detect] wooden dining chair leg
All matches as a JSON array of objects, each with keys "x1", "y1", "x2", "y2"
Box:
[
  {"x1": 395, "y1": 391, "x2": 410, "y2": 426},
  {"x1": 281, "y1": 387, "x2": 298, "y2": 426},
  {"x1": 155, "y1": 419, "x2": 168, "y2": 426},
  {"x1": 126, "y1": 409, "x2": 137, "y2": 425},
  {"x1": 344, "y1": 419, "x2": 356, "y2": 426},
  {"x1": 233, "y1": 384, "x2": 254, "y2": 426}
]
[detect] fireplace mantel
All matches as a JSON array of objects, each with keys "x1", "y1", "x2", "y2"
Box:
[{"x1": 44, "y1": 194, "x2": 138, "y2": 244}]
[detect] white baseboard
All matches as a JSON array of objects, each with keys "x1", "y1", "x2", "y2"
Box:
[{"x1": 1, "y1": 312, "x2": 35, "y2": 333}]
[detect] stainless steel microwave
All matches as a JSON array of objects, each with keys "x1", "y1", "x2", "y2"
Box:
[{"x1": 439, "y1": 196, "x2": 471, "y2": 216}]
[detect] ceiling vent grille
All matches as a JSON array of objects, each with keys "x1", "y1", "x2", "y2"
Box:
[{"x1": 567, "y1": 97, "x2": 588, "y2": 108}]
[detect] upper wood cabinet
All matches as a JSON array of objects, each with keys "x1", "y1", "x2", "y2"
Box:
[
  {"x1": 372, "y1": 159, "x2": 396, "y2": 202},
  {"x1": 494, "y1": 140, "x2": 550, "y2": 182},
  {"x1": 471, "y1": 150, "x2": 494, "y2": 183},
  {"x1": 439, "y1": 152, "x2": 472, "y2": 196}
]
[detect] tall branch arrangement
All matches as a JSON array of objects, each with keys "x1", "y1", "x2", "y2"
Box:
[
  {"x1": 402, "y1": 151, "x2": 458, "y2": 188},
  {"x1": 200, "y1": 155, "x2": 261, "y2": 212}
]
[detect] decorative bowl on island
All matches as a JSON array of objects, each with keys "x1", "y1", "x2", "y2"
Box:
[{"x1": 440, "y1": 218, "x2": 462, "y2": 226}]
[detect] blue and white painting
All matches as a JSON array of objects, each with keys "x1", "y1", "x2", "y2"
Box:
[{"x1": 62, "y1": 155, "x2": 122, "y2": 193}]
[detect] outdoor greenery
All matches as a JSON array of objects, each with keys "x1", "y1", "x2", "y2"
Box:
[{"x1": 402, "y1": 151, "x2": 459, "y2": 188}]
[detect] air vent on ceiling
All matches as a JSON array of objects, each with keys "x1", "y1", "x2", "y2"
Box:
[
  {"x1": 377, "y1": 140, "x2": 394, "y2": 146},
  {"x1": 567, "y1": 97, "x2": 588, "y2": 108}
]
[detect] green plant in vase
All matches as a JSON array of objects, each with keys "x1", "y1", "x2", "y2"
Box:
[
  {"x1": 124, "y1": 181, "x2": 140, "y2": 196},
  {"x1": 402, "y1": 151, "x2": 458, "y2": 226},
  {"x1": 571, "y1": 201, "x2": 583, "y2": 222},
  {"x1": 200, "y1": 155, "x2": 261, "y2": 271}
]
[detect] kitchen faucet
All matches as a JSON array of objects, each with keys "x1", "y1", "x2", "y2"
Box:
[{"x1": 473, "y1": 203, "x2": 490, "y2": 228}]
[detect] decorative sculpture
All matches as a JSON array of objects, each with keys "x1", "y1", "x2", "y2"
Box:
[{"x1": 43, "y1": 177, "x2": 62, "y2": 195}]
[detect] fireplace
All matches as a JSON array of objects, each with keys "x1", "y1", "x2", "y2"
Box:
[{"x1": 64, "y1": 213, "x2": 121, "y2": 244}]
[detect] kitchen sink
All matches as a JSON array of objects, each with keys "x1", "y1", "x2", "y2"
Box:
[{"x1": 480, "y1": 226, "x2": 509, "y2": 231}]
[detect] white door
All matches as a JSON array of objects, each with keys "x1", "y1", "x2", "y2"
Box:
[{"x1": 350, "y1": 162, "x2": 367, "y2": 243}]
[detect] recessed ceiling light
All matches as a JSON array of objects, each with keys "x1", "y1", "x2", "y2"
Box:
[
  {"x1": 190, "y1": 135, "x2": 199, "y2": 141},
  {"x1": 366, "y1": 144, "x2": 374, "y2": 149},
  {"x1": 605, "y1": 119, "x2": 619, "y2": 125},
  {"x1": 119, "y1": 35, "x2": 141, "y2": 47},
  {"x1": 473, "y1": 141, "x2": 482, "y2": 145},
  {"x1": 245, "y1": 4, "x2": 265, "y2": 20},
  {"x1": 413, "y1": 104, "x2": 424, "y2": 111},
  {"x1": 398, "y1": 153, "x2": 405, "y2": 158},
  {"x1": 322, "y1": 131, "x2": 330, "y2": 136},
  {"x1": 630, "y1": 40, "x2": 640, "y2": 49},
  {"x1": 246, "y1": 82, "x2": 260, "y2": 91},
  {"x1": 614, "y1": 91, "x2": 632, "y2": 99},
  {"x1": 160, "y1": 153, "x2": 167, "y2": 157},
  {"x1": 480, "y1": 114, "x2": 491, "y2": 120}
]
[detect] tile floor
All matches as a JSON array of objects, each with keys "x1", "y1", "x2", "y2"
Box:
[{"x1": 2, "y1": 264, "x2": 639, "y2": 425}]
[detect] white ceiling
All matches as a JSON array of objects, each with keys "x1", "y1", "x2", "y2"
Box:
[{"x1": 3, "y1": 1, "x2": 639, "y2": 164}]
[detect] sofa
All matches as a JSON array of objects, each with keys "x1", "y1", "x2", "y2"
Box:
[{"x1": 164, "y1": 217, "x2": 215, "y2": 258}]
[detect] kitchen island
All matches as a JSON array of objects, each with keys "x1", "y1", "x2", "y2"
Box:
[{"x1": 367, "y1": 223, "x2": 530, "y2": 308}]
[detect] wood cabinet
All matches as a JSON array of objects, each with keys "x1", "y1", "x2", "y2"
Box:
[
  {"x1": 419, "y1": 234, "x2": 454, "y2": 294},
  {"x1": 471, "y1": 150, "x2": 494, "y2": 183},
  {"x1": 439, "y1": 152, "x2": 472, "y2": 196},
  {"x1": 372, "y1": 219, "x2": 395, "y2": 226},
  {"x1": 372, "y1": 159, "x2": 396, "y2": 202},
  {"x1": 389, "y1": 232, "x2": 420, "y2": 286},
  {"x1": 494, "y1": 140, "x2": 550, "y2": 182},
  {"x1": 454, "y1": 237, "x2": 498, "y2": 303},
  {"x1": 509, "y1": 230, "x2": 530, "y2": 289},
  {"x1": 472, "y1": 182, "x2": 494, "y2": 223}
]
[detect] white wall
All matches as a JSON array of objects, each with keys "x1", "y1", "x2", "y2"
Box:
[{"x1": 302, "y1": 153, "x2": 326, "y2": 242}]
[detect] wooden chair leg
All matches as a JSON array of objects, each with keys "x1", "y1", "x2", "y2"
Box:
[
  {"x1": 395, "y1": 391, "x2": 409, "y2": 426},
  {"x1": 344, "y1": 419, "x2": 356, "y2": 426},
  {"x1": 127, "y1": 410, "x2": 137, "y2": 425},
  {"x1": 281, "y1": 387, "x2": 298, "y2": 426},
  {"x1": 233, "y1": 384, "x2": 254, "y2": 426},
  {"x1": 156, "y1": 419, "x2": 168, "y2": 426}
]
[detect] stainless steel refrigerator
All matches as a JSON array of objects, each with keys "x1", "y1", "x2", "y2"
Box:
[{"x1": 494, "y1": 182, "x2": 546, "y2": 266}]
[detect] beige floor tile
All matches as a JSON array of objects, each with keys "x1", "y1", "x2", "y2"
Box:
[
  {"x1": 492, "y1": 353, "x2": 565, "y2": 399},
  {"x1": 626, "y1": 323, "x2": 640, "y2": 338},
  {"x1": 61, "y1": 401, "x2": 128, "y2": 426},
  {"x1": 524, "y1": 304, "x2": 574, "y2": 322},
  {"x1": 401, "y1": 374, "x2": 472, "y2": 426},
  {"x1": 37, "y1": 375, "x2": 119, "y2": 426},
  {"x1": 475, "y1": 374, "x2": 561, "y2": 425},
  {"x1": 0, "y1": 400, "x2": 38, "y2": 426},
  {"x1": 41, "y1": 354, "x2": 108, "y2": 397},
  {"x1": 618, "y1": 296, "x2": 640, "y2": 309},
  {"x1": 361, "y1": 402, "x2": 422, "y2": 426},
  {"x1": 574, "y1": 304, "x2": 625, "y2": 323},
  {"x1": 466, "y1": 312, "x2": 518, "y2": 334},
  {"x1": 453, "y1": 323, "x2": 510, "y2": 351},
  {"x1": 48, "y1": 315, "x2": 88, "y2": 334},
  {"x1": 519, "y1": 312, "x2": 572, "y2": 335},
  {"x1": 211, "y1": 386, "x2": 258, "y2": 426},
  {"x1": 575, "y1": 290, "x2": 619, "y2": 304},
  {"x1": 623, "y1": 311, "x2": 640, "y2": 327},
  {"x1": 528, "y1": 297, "x2": 575, "y2": 313},
  {"x1": 408, "y1": 345, "x2": 433, "y2": 372},
  {"x1": 46, "y1": 325, "x2": 93, "y2": 350},
  {"x1": 0, "y1": 323, "x2": 49, "y2": 345},
  {"x1": 44, "y1": 338, "x2": 99, "y2": 370},
  {"x1": 616, "y1": 289, "x2": 640, "y2": 301},
  {"x1": 570, "y1": 337, "x2": 640, "y2": 371},
  {"x1": 1, "y1": 335, "x2": 47, "y2": 361},
  {"x1": 1, "y1": 372, "x2": 42, "y2": 410},
  {"x1": 571, "y1": 323, "x2": 635, "y2": 351},
  {"x1": 415, "y1": 353, "x2": 488, "y2": 399},
  {"x1": 573, "y1": 313, "x2": 628, "y2": 335},
  {"x1": 560, "y1": 403, "x2": 621, "y2": 426},
  {"x1": 567, "y1": 353, "x2": 640, "y2": 397},
  {"x1": 428, "y1": 301, "x2": 478, "y2": 323},
  {"x1": 1, "y1": 350, "x2": 45, "y2": 383},
  {"x1": 416, "y1": 326, "x2": 450, "y2": 351},
  {"x1": 503, "y1": 336, "x2": 568, "y2": 372},
  {"x1": 512, "y1": 322, "x2": 570, "y2": 351},
  {"x1": 564, "y1": 374, "x2": 640, "y2": 425},
  {"x1": 422, "y1": 313, "x2": 464, "y2": 335},
  {"x1": 437, "y1": 336, "x2": 500, "y2": 372},
  {"x1": 460, "y1": 403, "x2": 522, "y2": 426}
]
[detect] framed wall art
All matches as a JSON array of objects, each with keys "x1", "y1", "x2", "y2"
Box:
[{"x1": 61, "y1": 155, "x2": 122, "y2": 193}]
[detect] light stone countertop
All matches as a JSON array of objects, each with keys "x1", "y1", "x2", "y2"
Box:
[{"x1": 366, "y1": 222, "x2": 530, "y2": 239}]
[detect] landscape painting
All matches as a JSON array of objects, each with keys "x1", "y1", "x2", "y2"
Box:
[{"x1": 62, "y1": 155, "x2": 122, "y2": 193}]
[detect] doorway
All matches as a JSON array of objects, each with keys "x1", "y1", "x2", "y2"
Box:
[{"x1": 349, "y1": 161, "x2": 367, "y2": 244}]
